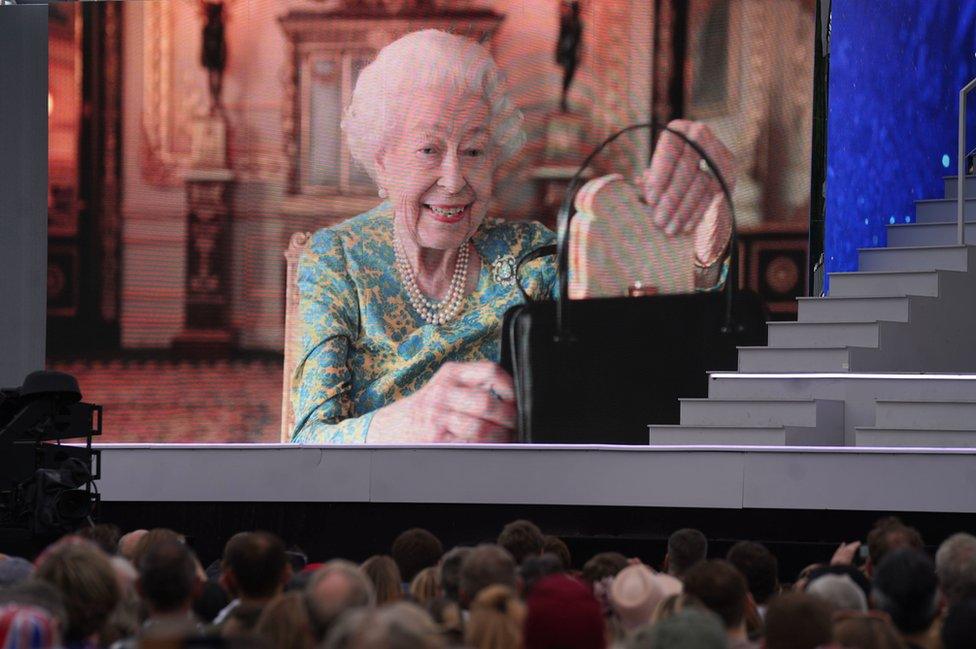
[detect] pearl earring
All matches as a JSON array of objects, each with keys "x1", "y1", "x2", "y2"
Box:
[{"x1": 378, "y1": 187, "x2": 389, "y2": 199}]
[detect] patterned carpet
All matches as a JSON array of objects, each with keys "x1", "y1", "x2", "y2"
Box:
[{"x1": 48, "y1": 357, "x2": 284, "y2": 443}]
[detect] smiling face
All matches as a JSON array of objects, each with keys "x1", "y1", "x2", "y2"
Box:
[{"x1": 375, "y1": 86, "x2": 495, "y2": 251}]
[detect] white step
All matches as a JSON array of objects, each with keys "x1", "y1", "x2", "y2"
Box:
[
  {"x1": 943, "y1": 175, "x2": 976, "y2": 200},
  {"x1": 855, "y1": 427, "x2": 976, "y2": 448},
  {"x1": 915, "y1": 198, "x2": 976, "y2": 223},
  {"x1": 767, "y1": 321, "x2": 880, "y2": 348},
  {"x1": 887, "y1": 221, "x2": 976, "y2": 247},
  {"x1": 828, "y1": 270, "x2": 942, "y2": 298},
  {"x1": 796, "y1": 296, "x2": 910, "y2": 323},
  {"x1": 647, "y1": 424, "x2": 842, "y2": 446},
  {"x1": 678, "y1": 398, "x2": 844, "y2": 428},
  {"x1": 736, "y1": 346, "x2": 861, "y2": 372},
  {"x1": 858, "y1": 245, "x2": 972, "y2": 272},
  {"x1": 875, "y1": 399, "x2": 976, "y2": 429}
]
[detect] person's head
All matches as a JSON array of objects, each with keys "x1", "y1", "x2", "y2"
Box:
[
  {"x1": 342, "y1": 30, "x2": 525, "y2": 253},
  {"x1": 221, "y1": 531, "x2": 290, "y2": 601},
  {"x1": 726, "y1": 541, "x2": 778, "y2": 605},
  {"x1": 519, "y1": 554, "x2": 564, "y2": 598},
  {"x1": 76, "y1": 523, "x2": 121, "y2": 556},
  {"x1": 410, "y1": 566, "x2": 439, "y2": 605},
  {"x1": 833, "y1": 612, "x2": 908, "y2": 649},
  {"x1": 581, "y1": 552, "x2": 629, "y2": 585},
  {"x1": 941, "y1": 597, "x2": 976, "y2": 649},
  {"x1": 0, "y1": 605, "x2": 61, "y2": 649},
  {"x1": 871, "y1": 549, "x2": 940, "y2": 636},
  {"x1": 866, "y1": 517, "x2": 923, "y2": 574},
  {"x1": 936, "y1": 532, "x2": 976, "y2": 605},
  {"x1": 650, "y1": 592, "x2": 707, "y2": 625},
  {"x1": 497, "y1": 520, "x2": 545, "y2": 566},
  {"x1": 305, "y1": 559, "x2": 376, "y2": 643},
  {"x1": 391, "y1": 528, "x2": 444, "y2": 584},
  {"x1": 665, "y1": 529, "x2": 707, "y2": 578},
  {"x1": 438, "y1": 546, "x2": 471, "y2": 602},
  {"x1": 325, "y1": 601, "x2": 444, "y2": 649},
  {"x1": 542, "y1": 536, "x2": 572, "y2": 571},
  {"x1": 465, "y1": 585, "x2": 526, "y2": 649},
  {"x1": 524, "y1": 574, "x2": 605, "y2": 649},
  {"x1": 136, "y1": 537, "x2": 200, "y2": 615},
  {"x1": 255, "y1": 591, "x2": 315, "y2": 649},
  {"x1": 763, "y1": 592, "x2": 833, "y2": 649},
  {"x1": 34, "y1": 541, "x2": 120, "y2": 645},
  {"x1": 459, "y1": 544, "x2": 517, "y2": 607},
  {"x1": 609, "y1": 564, "x2": 682, "y2": 632},
  {"x1": 681, "y1": 560, "x2": 748, "y2": 632},
  {"x1": 116, "y1": 529, "x2": 148, "y2": 561},
  {"x1": 130, "y1": 527, "x2": 184, "y2": 568},
  {"x1": 625, "y1": 608, "x2": 725, "y2": 649},
  {"x1": 0, "y1": 556, "x2": 34, "y2": 587},
  {"x1": 806, "y1": 573, "x2": 868, "y2": 612},
  {"x1": 361, "y1": 555, "x2": 403, "y2": 606}
]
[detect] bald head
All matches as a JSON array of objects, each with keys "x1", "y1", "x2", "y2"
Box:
[
  {"x1": 305, "y1": 560, "x2": 375, "y2": 642},
  {"x1": 118, "y1": 530, "x2": 148, "y2": 561}
]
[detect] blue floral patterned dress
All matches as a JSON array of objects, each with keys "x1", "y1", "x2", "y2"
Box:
[{"x1": 291, "y1": 201, "x2": 556, "y2": 444}]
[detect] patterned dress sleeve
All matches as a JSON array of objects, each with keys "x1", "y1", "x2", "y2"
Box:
[{"x1": 291, "y1": 229, "x2": 374, "y2": 444}]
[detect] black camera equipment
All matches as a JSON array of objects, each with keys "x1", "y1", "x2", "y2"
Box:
[{"x1": 0, "y1": 371, "x2": 101, "y2": 543}]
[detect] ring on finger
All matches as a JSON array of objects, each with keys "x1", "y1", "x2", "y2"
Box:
[{"x1": 698, "y1": 158, "x2": 714, "y2": 177}]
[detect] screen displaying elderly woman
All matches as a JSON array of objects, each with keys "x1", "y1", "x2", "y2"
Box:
[{"x1": 291, "y1": 30, "x2": 734, "y2": 445}]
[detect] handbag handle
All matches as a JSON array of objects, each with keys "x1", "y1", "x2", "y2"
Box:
[{"x1": 552, "y1": 122, "x2": 738, "y2": 343}]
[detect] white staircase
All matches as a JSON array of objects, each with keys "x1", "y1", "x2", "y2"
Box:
[{"x1": 649, "y1": 174, "x2": 976, "y2": 448}]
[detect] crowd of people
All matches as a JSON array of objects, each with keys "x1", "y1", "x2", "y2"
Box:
[{"x1": 0, "y1": 516, "x2": 974, "y2": 649}]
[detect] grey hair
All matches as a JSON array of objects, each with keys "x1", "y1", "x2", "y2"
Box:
[
  {"x1": 625, "y1": 608, "x2": 726, "y2": 649},
  {"x1": 936, "y1": 532, "x2": 976, "y2": 604},
  {"x1": 327, "y1": 602, "x2": 445, "y2": 649},
  {"x1": 341, "y1": 29, "x2": 526, "y2": 184},
  {"x1": 806, "y1": 574, "x2": 868, "y2": 612}
]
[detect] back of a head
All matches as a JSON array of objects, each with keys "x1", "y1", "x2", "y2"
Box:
[
  {"x1": 131, "y1": 527, "x2": 183, "y2": 568},
  {"x1": 362, "y1": 555, "x2": 403, "y2": 606},
  {"x1": 833, "y1": 615, "x2": 908, "y2": 649},
  {"x1": 935, "y1": 532, "x2": 976, "y2": 605},
  {"x1": 941, "y1": 597, "x2": 976, "y2": 649},
  {"x1": 681, "y1": 559, "x2": 747, "y2": 630},
  {"x1": 255, "y1": 591, "x2": 315, "y2": 649},
  {"x1": 76, "y1": 523, "x2": 121, "y2": 556},
  {"x1": 223, "y1": 531, "x2": 289, "y2": 599},
  {"x1": 524, "y1": 574, "x2": 605, "y2": 649},
  {"x1": 438, "y1": 547, "x2": 471, "y2": 603},
  {"x1": 465, "y1": 585, "x2": 525, "y2": 649},
  {"x1": 459, "y1": 544, "x2": 517, "y2": 606},
  {"x1": 542, "y1": 536, "x2": 572, "y2": 570},
  {"x1": 519, "y1": 554, "x2": 564, "y2": 598},
  {"x1": 806, "y1": 573, "x2": 868, "y2": 612},
  {"x1": 34, "y1": 542, "x2": 120, "y2": 644},
  {"x1": 871, "y1": 548, "x2": 939, "y2": 635},
  {"x1": 497, "y1": 519, "x2": 545, "y2": 566},
  {"x1": 306, "y1": 560, "x2": 376, "y2": 643},
  {"x1": 763, "y1": 592, "x2": 833, "y2": 649},
  {"x1": 666, "y1": 529, "x2": 707, "y2": 578},
  {"x1": 625, "y1": 608, "x2": 725, "y2": 649},
  {"x1": 726, "y1": 541, "x2": 778, "y2": 605},
  {"x1": 581, "y1": 552, "x2": 629, "y2": 584},
  {"x1": 392, "y1": 528, "x2": 444, "y2": 583},
  {"x1": 138, "y1": 537, "x2": 199, "y2": 613},
  {"x1": 409, "y1": 566, "x2": 439, "y2": 605},
  {"x1": 866, "y1": 517, "x2": 923, "y2": 569},
  {"x1": 339, "y1": 601, "x2": 444, "y2": 649},
  {"x1": 0, "y1": 556, "x2": 34, "y2": 588},
  {"x1": 0, "y1": 580, "x2": 67, "y2": 632}
]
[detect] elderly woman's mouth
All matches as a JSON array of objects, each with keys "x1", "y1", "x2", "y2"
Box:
[{"x1": 424, "y1": 203, "x2": 471, "y2": 224}]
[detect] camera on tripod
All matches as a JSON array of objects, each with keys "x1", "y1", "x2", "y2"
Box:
[{"x1": 0, "y1": 371, "x2": 101, "y2": 541}]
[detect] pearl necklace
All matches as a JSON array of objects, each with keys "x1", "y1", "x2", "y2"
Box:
[{"x1": 394, "y1": 236, "x2": 471, "y2": 325}]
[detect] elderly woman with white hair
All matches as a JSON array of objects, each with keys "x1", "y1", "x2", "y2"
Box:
[{"x1": 292, "y1": 29, "x2": 734, "y2": 445}]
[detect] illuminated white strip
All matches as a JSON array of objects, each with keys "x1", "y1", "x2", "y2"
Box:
[{"x1": 711, "y1": 373, "x2": 976, "y2": 380}]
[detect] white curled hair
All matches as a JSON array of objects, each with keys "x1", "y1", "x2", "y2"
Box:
[{"x1": 341, "y1": 29, "x2": 526, "y2": 184}]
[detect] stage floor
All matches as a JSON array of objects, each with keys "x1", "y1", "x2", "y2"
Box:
[{"x1": 95, "y1": 444, "x2": 976, "y2": 513}]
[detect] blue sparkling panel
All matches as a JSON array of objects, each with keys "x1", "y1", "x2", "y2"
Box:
[{"x1": 825, "y1": 1, "x2": 976, "y2": 283}]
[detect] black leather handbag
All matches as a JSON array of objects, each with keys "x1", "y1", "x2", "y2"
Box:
[{"x1": 499, "y1": 123, "x2": 768, "y2": 445}]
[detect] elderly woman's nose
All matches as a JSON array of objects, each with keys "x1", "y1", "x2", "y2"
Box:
[{"x1": 436, "y1": 153, "x2": 468, "y2": 193}]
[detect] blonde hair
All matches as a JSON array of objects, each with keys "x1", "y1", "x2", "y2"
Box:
[
  {"x1": 341, "y1": 29, "x2": 525, "y2": 184},
  {"x1": 410, "y1": 566, "x2": 439, "y2": 605},
  {"x1": 256, "y1": 592, "x2": 316, "y2": 649},
  {"x1": 361, "y1": 555, "x2": 403, "y2": 606},
  {"x1": 465, "y1": 585, "x2": 526, "y2": 649}
]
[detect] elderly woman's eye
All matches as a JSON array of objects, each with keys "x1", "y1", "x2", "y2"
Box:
[
  {"x1": 465, "y1": 148, "x2": 484, "y2": 157},
  {"x1": 418, "y1": 146, "x2": 437, "y2": 155}
]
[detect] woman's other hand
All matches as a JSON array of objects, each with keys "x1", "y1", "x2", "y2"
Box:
[
  {"x1": 634, "y1": 119, "x2": 736, "y2": 267},
  {"x1": 367, "y1": 361, "x2": 516, "y2": 443}
]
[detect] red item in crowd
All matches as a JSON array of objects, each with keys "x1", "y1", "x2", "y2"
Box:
[{"x1": 524, "y1": 574, "x2": 606, "y2": 649}]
